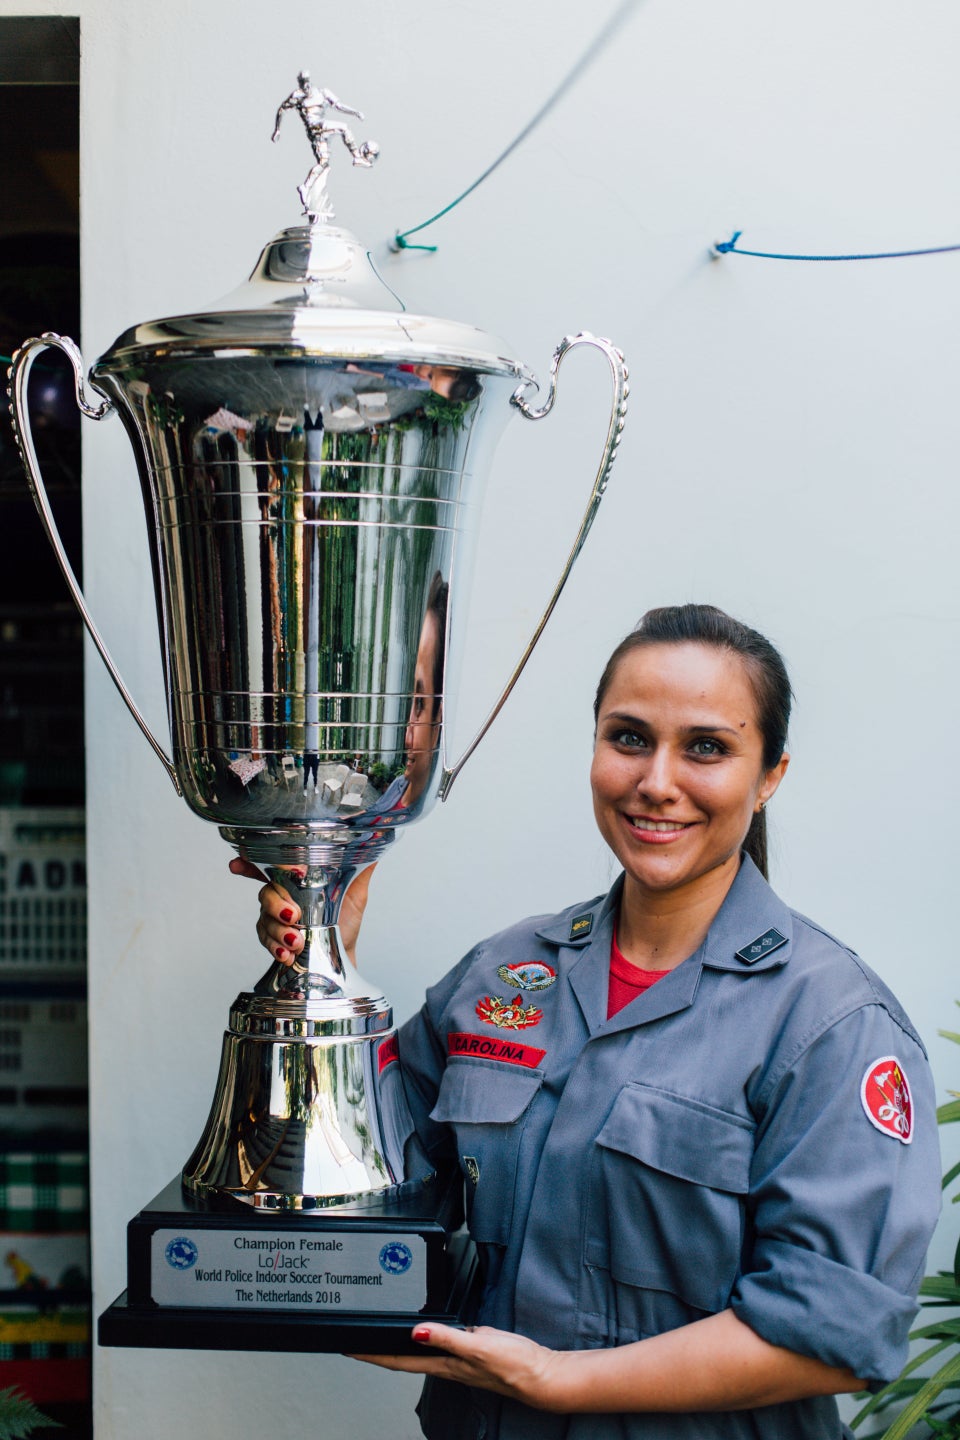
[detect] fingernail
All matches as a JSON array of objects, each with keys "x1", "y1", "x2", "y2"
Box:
[
  {"x1": 280, "y1": 908, "x2": 295, "y2": 922},
  {"x1": 283, "y1": 931, "x2": 298, "y2": 946},
  {"x1": 412, "y1": 1327, "x2": 431, "y2": 1343},
  {"x1": 276, "y1": 948, "x2": 290, "y2": 963}
]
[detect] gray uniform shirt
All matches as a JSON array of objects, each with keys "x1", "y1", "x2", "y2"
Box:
[{"x1": 397, "y1": 857, "x2": 941, "y2": 1440}]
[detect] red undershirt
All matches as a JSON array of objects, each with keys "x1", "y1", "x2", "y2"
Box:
[{"x1": 607, "y1": 928, "x2": 670, "y2": 1017}]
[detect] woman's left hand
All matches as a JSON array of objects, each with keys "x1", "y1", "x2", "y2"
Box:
[{"x1": 351, "y1": 1323, "x2": 566, "y2": 1411}]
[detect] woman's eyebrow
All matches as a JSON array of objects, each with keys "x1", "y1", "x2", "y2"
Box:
[
  {"x1": 601, "y1": 711, "x2": 743, "y2": 737},
  {"x1": 685, "y1": 723, "x2": 742, "y2": 737}
]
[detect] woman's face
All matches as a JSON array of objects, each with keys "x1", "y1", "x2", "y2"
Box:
[
  {"x1": 590, "y1": 642, "x2": 788, "y2": 902},
  {"x1": 403, "y1": 609, "x2": 443, "y2": 804}
]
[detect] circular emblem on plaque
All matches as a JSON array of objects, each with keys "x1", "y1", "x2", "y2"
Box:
[
  {"x1": 165, "y1": 1236, "x2": 198, "y2": 1270},
  {"x1": 379, "y1": 1241, "x2": 413, "y2": 1275}
]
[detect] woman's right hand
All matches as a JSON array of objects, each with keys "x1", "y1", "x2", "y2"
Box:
[{"x1": 228, "y1": 859, "x2": 375, "y2": 969}]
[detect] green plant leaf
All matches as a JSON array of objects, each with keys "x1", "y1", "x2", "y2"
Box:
[
  {"x1": 936, "y1": 1098, "x2": 960, "y2": 1125},
  {"x1": 920, "y1": 1275, "x2": 960, "y2": 1302},
  {"x1": 877, "y1": 1352, "x2": 960, "y2": 1440},
  {"x1": 853, "y1": 1341, "x2": 957, "y2": 1427},
  {"x1": 909, "y1": 1320, "x2": 960, "y2": 1340},
  {"x1": 0, "y1": 1387, "x2": 61, "y2": 1438}
]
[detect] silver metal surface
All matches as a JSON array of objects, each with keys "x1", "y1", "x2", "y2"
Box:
[
  {"x1": 6, "y1": 334, "x2": 182, "y2": 795},
  {"x1": 439, "y1": 333, "x2": 629, "y2": 799},
  {"x1": 272, "y1": 70, "x2": 379, "y2": 223},
  {"x1": 182, "y1": 999, "x2": 404, "y2": 1210},
  {"x1": 7, "y1": 77, "x2": 628, "y2": 1209}
]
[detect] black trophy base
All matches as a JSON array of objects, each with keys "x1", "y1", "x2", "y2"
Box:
[{"x1": 98, "y1": 1174, "x2": 478, "y2": 1355}]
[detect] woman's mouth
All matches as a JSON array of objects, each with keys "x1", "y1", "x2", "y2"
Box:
[{"x1": 624, "y1": 815, "x2": 695, "y2": 843}]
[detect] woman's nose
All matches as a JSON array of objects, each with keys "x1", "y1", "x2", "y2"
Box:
[{"x1": 636, "y1": 747, "x2": 679, "y2": 802}]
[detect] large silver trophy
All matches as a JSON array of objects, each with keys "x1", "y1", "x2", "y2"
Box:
[{"x1": 9, "y1": 75, "x2": 626, "y2": 1347}]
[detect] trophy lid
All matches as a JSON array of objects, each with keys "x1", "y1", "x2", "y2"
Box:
[
  {"x1": 95, "y1": 72, "x2": 530, "y2": 382},
  {"x1": 96, "y1": 223, "x2": 528, "y2": 376}
]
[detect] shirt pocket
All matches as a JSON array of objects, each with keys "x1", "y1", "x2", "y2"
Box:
[
  {"x1": 429, "y1": 1060, "x2": 544, "y2": 1244},
  {"x1": 586, "y1": 1084, "x2": 754, "y2": 1317}
]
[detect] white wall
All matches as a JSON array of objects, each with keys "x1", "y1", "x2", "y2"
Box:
[{"x1": 3, "y1": 0, "x2": 959, "y2": 1433}]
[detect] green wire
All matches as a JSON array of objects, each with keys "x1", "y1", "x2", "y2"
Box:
[{"x1": 393, "y1": 0, "x2": 642, "y2": 252}]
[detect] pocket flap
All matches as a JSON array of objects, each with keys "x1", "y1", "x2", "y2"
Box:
[
  {"x1": 596, "y1": 1084, "x2": 753, "y2": 1194},
  {"x1": 429, "y1": 1060, "x2": 543, "y2": 1125}
]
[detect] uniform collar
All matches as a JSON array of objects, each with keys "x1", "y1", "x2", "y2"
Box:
[
  {"x1": 534, "y1": 879, "x2": 623, "y2": 950},
  {"x1": 534, "y1": 856, "x2": 791, "y2": 972},
  {"x1": 532, "y1": 857, "x2": 793, "y2": 1036},
  {"x1": 536, "y1": 877, "x2": 701, "y2": 1036},
  {"x1": 700, "y1": 855, "x2": 794, "y2": 974}
]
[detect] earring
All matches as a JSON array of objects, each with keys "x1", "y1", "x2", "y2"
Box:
[{"x1": 758, "y1": 800, "x2": 767, "y2": 811}]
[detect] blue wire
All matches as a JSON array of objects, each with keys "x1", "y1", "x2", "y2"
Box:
[
  {"x1": 713, "y1": 231, "x2": 960, "y2": 262},
  {"x1": 393, "y1": 0, "x2": 642, "y2": 253}
]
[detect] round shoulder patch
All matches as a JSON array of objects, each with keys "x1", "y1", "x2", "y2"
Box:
[{"x1": 860, "y1": 1056, "x2": 913, "y2": 1144}]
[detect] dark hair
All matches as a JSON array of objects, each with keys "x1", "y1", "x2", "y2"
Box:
[
  {"x1": 425, "y1": 570, "x2": 449, "y2": 720},
  {"x1": 592, "y1": 604, "x2": 792, "y2": 878},
  {"x1": 446, "y1": 370, "x2": 482, "y2": 405}
]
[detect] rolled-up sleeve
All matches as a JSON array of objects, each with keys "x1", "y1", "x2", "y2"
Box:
[{"x1": 732, "y1": 1003, "x2": 941, "y2": 1383}]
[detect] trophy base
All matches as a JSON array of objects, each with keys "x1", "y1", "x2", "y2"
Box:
[{"x1": 98, "y1": 1173, "x2": 479, "y2": 1355}]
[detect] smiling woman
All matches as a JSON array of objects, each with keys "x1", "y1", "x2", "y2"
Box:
[
  {"x1": 241, "y1": 602, "x2": 941, "y2": 1440},
  {"x1": 589, "y1": 608, "x2": 791, "y2": 971}
]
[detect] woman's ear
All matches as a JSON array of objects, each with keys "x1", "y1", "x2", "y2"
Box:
[{"x1": 757, "y1": 751, "x2": 790, "y2": 811}]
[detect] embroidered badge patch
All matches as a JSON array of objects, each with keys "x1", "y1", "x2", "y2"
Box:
[
  {"x1": 496, "y1": 961, "x2": 557, "y2": 991},
  {"x1": 448, "y1": 1031, "x2": 546, "y2": 1068},
  {"x1": 377, "y1": 1034, "x2": 400, "y2": 1074},
  {"x1": 734, "y1": 927, "x2": 788, "y2": 965},
  {"x1": 861, "y1": 1056, "x2": 913, "y2": 1143},
  {"x1": 569, "y1": 913, "x2": 594, "y2": 941},
  {"x1": 476, "y1": 995, "x2": 543, "y2": 1029}
]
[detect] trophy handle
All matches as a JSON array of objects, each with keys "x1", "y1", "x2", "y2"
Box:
[
  {"x1": 438, "y1": 331, "x2": 628, "y2": 801},
  {"x1": 7, "y1": 333, "x2": 182, "y2": 796}
]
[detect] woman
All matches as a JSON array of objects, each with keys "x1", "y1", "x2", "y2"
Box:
[{"x1": 234, "y1": 604, "x2": 941, "y2": 1440}]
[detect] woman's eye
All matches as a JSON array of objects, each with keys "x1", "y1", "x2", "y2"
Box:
[
  {"x1": 690, "y1": 737, "x2": 725, "y2": 757},
  {"x1": 613, "y1": 729, "x2": 646, "y2": 749}
]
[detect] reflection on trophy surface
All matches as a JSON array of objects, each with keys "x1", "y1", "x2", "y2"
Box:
[{"x1": 9, "y1": 72, "x2": 628, "y2": 1222}]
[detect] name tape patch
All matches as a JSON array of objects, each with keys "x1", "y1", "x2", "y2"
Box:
[
  {"x1": 861, "y1": 1056, "x2": 913, "y2": 1144},
  {"x1": 448, "y1": 1031, "x2": 546, "y2": 1068}
]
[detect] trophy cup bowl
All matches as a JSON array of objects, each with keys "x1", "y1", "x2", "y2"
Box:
[
  {"x1": 10, "y1": 253, "x2": 627, "y2": 1197},
  {"x1": 7, "y1": 76, "x2": 627, "y2": 1350}
]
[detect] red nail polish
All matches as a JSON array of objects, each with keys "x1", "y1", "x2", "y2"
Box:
[
  {"x1": 283, "y1": 931, "x2": 298, "y2": 946},
  {"x1": 280, "y1": 908, "x2": 295, "y2": 922},
  {"x1": 412, "y1": 1327, "x2": 431, "y2": 1343},
  {"x1": 276, "y1": 948, "x2": 289, "y2": 963}
]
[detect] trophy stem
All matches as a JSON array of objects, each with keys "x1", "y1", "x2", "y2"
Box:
[
  {"x1": 182, "y1": 855, "x2": 406, "y2": 1207},
  {"x1": 248, "y1": 859, "x2": 383, "y2": 1007}
]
